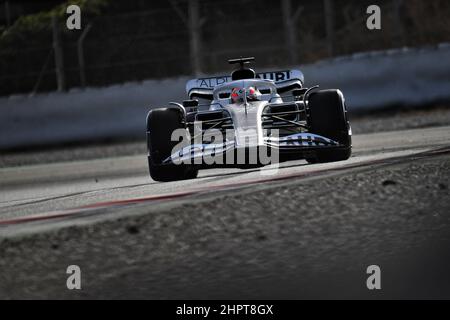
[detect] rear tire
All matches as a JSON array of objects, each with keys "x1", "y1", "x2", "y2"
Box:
[
  {"x1": 306, "y1": 89, "x2": 352, "y2": 163},
  {"x1": 147, "y1": 108, "x2": 198, "y2": 182}
]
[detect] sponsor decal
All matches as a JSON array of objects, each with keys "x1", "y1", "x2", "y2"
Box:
[
  {"x1": 265, "y1": 133, "x2": 338, "y2": 147},
  {"x1": 257, "y1": 70, "x2": 291, "y2": 82},
  {"x1": 196, "y1": 71, "x2": 292, "y2": 89}
]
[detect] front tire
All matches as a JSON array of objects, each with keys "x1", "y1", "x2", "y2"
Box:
[
  {"x1": 306, "y1": 89, "x2": 352, "y2": 163},
  {"x1": 147, "y1": 108, "x2": 198, "y2": 182}
]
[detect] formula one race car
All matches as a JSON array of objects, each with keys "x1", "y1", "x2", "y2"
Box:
[{"x1": 146, "y1": 57, "x2": 351, "y2": 181}]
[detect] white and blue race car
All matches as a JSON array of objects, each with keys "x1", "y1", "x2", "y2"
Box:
[{"x1": 146, "y1": 57, "x2": 351, "y2": 181}]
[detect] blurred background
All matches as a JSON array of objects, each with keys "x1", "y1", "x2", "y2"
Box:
[
  {"x1": 1, "y1": 0, "x2": 449, "y2": 96},
  {"x1": 0, "y1": 0, "x2": 449, "y2": 150}
]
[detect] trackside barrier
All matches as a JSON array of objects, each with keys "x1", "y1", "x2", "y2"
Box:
[{"x1": 1, "y1": 44, "x2": 449, "y2": 149}]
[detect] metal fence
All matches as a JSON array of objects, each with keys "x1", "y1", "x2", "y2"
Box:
[{"x1": 0, "y1": 0, "x2": 449, "y2": 96}]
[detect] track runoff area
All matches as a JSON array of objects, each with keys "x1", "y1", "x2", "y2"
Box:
[{"x1": 0, "y1": 125, "x2": 448, "y2": 229}]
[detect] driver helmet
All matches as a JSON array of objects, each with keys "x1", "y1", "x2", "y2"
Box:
[
  {"x1": 230, "y1": 86, "x2": 261, "y2": 103},
  {"x1": 231, "y1": 87, "x2": 245, "y2": 103},
  {"x1": 247, "y1": 86, "x2": 261, "y2": 101}
]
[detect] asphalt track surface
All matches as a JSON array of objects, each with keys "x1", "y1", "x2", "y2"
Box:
[{"x1": 0, "y1": 125, "x2": 449, "y2": 299}]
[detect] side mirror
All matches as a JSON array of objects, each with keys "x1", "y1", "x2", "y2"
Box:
[
  {"x1": 183, "y1": 99, "x2": 199, "y2": 108},
  {"x1": 292, "y1": 88, "x2": 307, "y2": 97}
]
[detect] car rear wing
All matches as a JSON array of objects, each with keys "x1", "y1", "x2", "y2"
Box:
[{"x1": 186, "y1": 70, "x2": 304, "y2": 100}]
